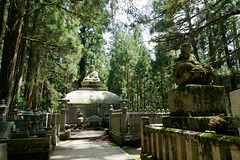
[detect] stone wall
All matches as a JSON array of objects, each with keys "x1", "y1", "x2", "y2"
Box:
[
  {"x1": 109, "y1": 109, "x2": 169, "y2": 146},
  {"x1": 0, "y1": 143, "x2": 7, "y2": 160},
  {"x1": 140, "y1": 117, "x2": 240, "y2": 160}
]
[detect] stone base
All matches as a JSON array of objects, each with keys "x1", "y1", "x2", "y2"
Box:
[
  {"x1": 162, "y1": 116, "x2": 239, "y2": 135},
  {"x1": 168, "y1": 85, "x2": 227, "y2": 116},
  {"x1": 0, "y1": 133, "x2": 53, "y2": 160},
  {"x1": 81, "y1": 81, "x2": 102, "y2": 87},
  {"x1": 109, "y1": 130, "x2": 141, "y2": 147},
  {"x1": 60, "y1": 129, "x2": 71, "y2": 140}
]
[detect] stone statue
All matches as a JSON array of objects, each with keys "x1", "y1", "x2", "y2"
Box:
[
  {"x1": 173, "y1": 42, "x2": 214, "y2": 85},
  {"x1": 83, "y1": 65, "x2": 100, "y2": 82},
  {"x1": 81, "y1": 65, "x2": 102, "y2": 87}
]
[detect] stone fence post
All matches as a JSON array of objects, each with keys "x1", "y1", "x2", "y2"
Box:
[
  {"x1": 120, "y1": 102, "x2": 128, "y2": 133},
  {"x1": 141, "y1": 116, "x2": 149, "y2": 154},
  {"x1": 109, "y1": 105, "x2": 113, "y2": 130},
  {"x1": 60, "y1": 105, "x2": 66, "y2": 132}
]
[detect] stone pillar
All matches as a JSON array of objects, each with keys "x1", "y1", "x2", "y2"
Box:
[
  {"x1": 109, "y1": 105, "x2": 113, "y2": 130},
  {"x1": 47, "y1": 113, "x2": 52, "y2": 128},
  {"x1": 120, "y1": 102, "x2": 128, "y2": 133},
  {"x1": 59, "y1": 97, "x2": 69, "y2": 132},
  {"x1": 51, "y1": 113, "x2": 55, "y2": 127},
  {"x1": 230, "y1": 89, "x2": 240, "y2": 136},
  {"x1": 0, "y1": 100, "x2": 7, "y2": 122},
  {"x1": 141, "y1": 117, "x2": 149, "y2": 154},
  {"x1": 56, "y1": 113, "x2": 61, "y2": 135},
  {"x1": 0, "y1": 143, "x2": 7, "y2": 160},
  {"x1": 60, "y1": 104, "x2": 66, "y2": 132}
]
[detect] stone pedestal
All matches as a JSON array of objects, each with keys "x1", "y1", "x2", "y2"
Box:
[
  {"x1": 168, "y1": 85, "x2": 227, "y2": 116},
  {"x1": 81, "y1": 81, "x2": 102, "y2": 88}
]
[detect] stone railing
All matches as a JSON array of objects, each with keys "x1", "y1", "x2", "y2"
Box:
[
  {"x1": 109, "y1": 106, "x2": 170, "y2": 146},
  {"x1": 140, "y1": 117, "x2": 240, "y2": 160}
]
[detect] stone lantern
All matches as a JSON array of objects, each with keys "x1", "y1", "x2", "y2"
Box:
[
  {"x1": 22, "y1": 109, "x2": 33, "y2": 138},
  {"x1": 58, "y1": 97, "x2": 70, "y2": 110},
  {"x1": 0, "y1": 99, "x2": 7, "y2": 122},
  {"x1": 11, "y1": 104, "x2": 19, "y2": 120},
  {"x1": 119, "y1": 99, "x2": 129, "y2": 109},
  {"x1": 30, "y1": 110, "x2": 39, "y2": 137},
  {"x1": 38, "y1": 110, "x2": 46, "y2": 132}
]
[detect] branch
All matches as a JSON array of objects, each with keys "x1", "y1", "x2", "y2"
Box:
[
  {"x1": 22, "y1": 36, "x2": 65, "y2": 48},
  {"x1": 209, "y1": 48, "x2": 240, "y2": 65},
  {"x1": 193, "y1": 10, "x2": 240, "y2": 35},
  {"x1": 208, "y1": 33, "x2": 240, "y2": 60}
]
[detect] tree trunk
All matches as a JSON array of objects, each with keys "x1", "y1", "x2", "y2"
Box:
[
  {"x1": 219, "y1": 18, "x2": 232, "y2": 69},
  {"x1": 0, "y1": 0, "x2": 25, "y2": 108},
  {"x1": 232, "y1": 17, "x2": 240, "y2": 70},
  {"x1": 78, "y1": 53, "x2": 87, "y2": 87},
  {"x1": 10, "y1": 1, "x2": 31, "y2": 109},
  {"x1": 25, "y1": 43, "x2": 40, "y2": 110},
  {"x1": 204, "y1": 0, "x2": 216, "y2": 67},
  {"x1": 185, "y1": 4, "x2": 199, "y2": 61},
  {"x1": 0, "y1": 0, "x2": 7, "y2": 43}
]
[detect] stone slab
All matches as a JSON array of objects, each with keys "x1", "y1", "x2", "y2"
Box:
[
  {"x1": 168, "y1": 85, "x2": 227, "y2": 116},
  {"x1": 50, "y1": 139, "x2": 135, "y2": 160},
  {"x1": 71, "y1": 130, "x2": 104, "y2": 139},
  {"x1": 230, "y1": 89, "x2": 240, "y2": 116},
  {"x1": 0, "y1": 143, "x2": 7, "y2": 160}
]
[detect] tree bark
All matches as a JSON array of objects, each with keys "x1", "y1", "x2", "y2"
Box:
[
  {"x1": 0, "y1": 0, "x2": 26, "y2": 108},
  {"x1": 25, "y1": 43, "x2": 40, "y2": 110},
  {"x1": 10, "y1": 1, "x2": 31, "y2": 109},
  {"x1": 185, "y1": 4, "x2": 200, "y2": 61},
  {"x1": 0, "y1": 0, "x2": 7, "y2": 43},
  {"x1": 232, "y1": 17, "x2": 240, "y2": 70}
]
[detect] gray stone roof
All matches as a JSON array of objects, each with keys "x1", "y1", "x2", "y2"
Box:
[{"x1": 66, "y1": 89, "x2": 121, "y2": 104}]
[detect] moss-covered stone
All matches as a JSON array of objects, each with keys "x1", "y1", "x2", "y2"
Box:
[{"x1": 168, "y1": 85, "x2": 227, "y2": 116}]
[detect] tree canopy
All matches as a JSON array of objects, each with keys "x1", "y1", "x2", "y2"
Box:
[{"x1": 0, "y1": 0, "x2": 239, "y2": 114}]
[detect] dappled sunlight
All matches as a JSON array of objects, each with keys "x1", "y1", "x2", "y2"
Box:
[{"x1": 50, "y1": 138, "x2": 134, "y2": 160}]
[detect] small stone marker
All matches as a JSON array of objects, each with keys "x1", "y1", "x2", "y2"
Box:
[
  {"x1": 230, "y1": 89, "x2": 240, "y2": 136},
  {"x1": 230, "y1": 89, "x2": 240, "y2": 116}
]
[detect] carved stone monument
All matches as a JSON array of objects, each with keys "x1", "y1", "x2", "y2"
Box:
[
  {"x1": 173, "y1": 42, "x2": 214, "y2": 85},
  {"x1": 65, "y1": 65, "x2": 121, "y2": 127},
  {"x1": 168, "y1": 42, "x2": 227, "y2": 116},
  {"x1": 81, "y1": 65, "x2": 102, "y2": 87}
]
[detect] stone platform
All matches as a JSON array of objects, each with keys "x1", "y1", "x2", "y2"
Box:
[{"x1": 168, "y1": 85, "x2": 227, "y2": 116}]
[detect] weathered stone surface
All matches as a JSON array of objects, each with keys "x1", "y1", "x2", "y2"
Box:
[
  {"x1": 162, "y1": 116, "x2": 239, "y2": 135},
  {"x1": 168, "y1": 85, "x2": 227, "y2": 116},
  {"x1": 0, "y1": 133, "x2": 53, "y2": 160},
  {"x1": 65, "y1": 88, "x2": 121, "y2": 124},
  {"x1": 81, "y1": 81, "x2": 102, "y2": 87},
  {"x1": 141, "y1": 120, "x2": 240, "y2": 160},
  {"x1": 0, "y1": 121, "x2": 14, "y2": 138},
  {"x1": 230, "y1": 89, "x2": 240, "y2": 116},
  {"x1": 0, "y1": 143, "x2": 7, "y2": 160},
  {"x1": 173, "y1": 42, "x2": 214, "y2": 85}
]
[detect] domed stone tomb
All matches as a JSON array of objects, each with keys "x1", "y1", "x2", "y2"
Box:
[{"x1": 65, "y1": 65, "x2": 121, "y2": 124}]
